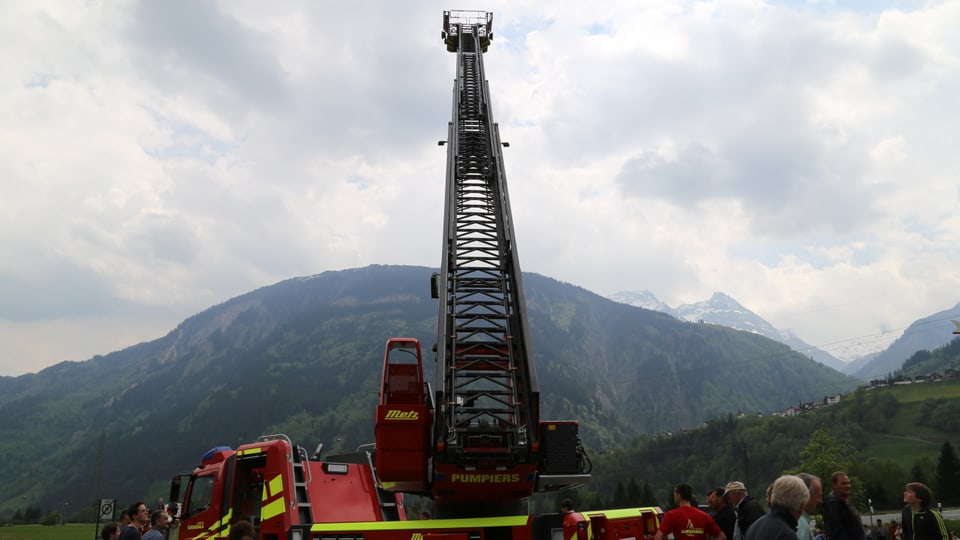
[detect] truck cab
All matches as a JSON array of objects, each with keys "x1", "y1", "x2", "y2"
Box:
[{"x1": 169, "y1": 436, "x2": 404, "y2": 540}]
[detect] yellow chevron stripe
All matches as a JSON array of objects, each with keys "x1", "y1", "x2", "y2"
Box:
[
  {"x1": 191, "y1": 509, "x2": 232, "y2": 540},
  {"x1": 266, "y1": 474, "x2": 283, "y2": 499},
  {"x1": 261, "y1": 497, "x2": 285, "y2": 522}
]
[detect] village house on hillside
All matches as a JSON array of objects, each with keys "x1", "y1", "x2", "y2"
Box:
[
  {"x1": 869, "y1": 368, "x2": 959, "y2": 388},
  {"x1": 770, "y1": 393, "x2": 839, "y2": 417},
  {"x1": 674, "y1": 367, "x2": 958, "y2": 423},
  {"x1": 770, "y1": 366, "x2": 958, "y2": 418}
]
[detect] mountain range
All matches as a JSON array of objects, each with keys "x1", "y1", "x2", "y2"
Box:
[
  {"x1": 851, "y1": 301, "x2": 960, "y2": 380},
  {"x1": 608, "y1": 290, "x2": 847, "y2": 371},
  {"x1": 607, "y1": 290, "x2": 960, "y2": 379},
  {"x1": 0, "y1": 265, "x2": 860, "y2": 516}
]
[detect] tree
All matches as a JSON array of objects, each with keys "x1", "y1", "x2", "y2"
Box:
[
  {"x1": 40, "y1": 511, "x2": 60, "y2": 526},
  {"x1": 796, "y1": 426, "x2": 852, "y2": 483},
  {"x1": 23, "y1": 505, "x2": 42, "y2": 524},
  {"x1": 626, "y1": 479, "x2": 642, "y2": 506},
  {"x1": 876, "y1": 392, "x2": 899, "y2": 419},
  {"x1": 918, "y1": 399, "x2": 942, "y2": 426},
  {"x1": 640, "y1": 480, "x2": 657, "y2": 506},
  {"x1": 935, "y1": 441, "x2": 960, "y2": 505},
  {"x1": 930, "y1": 402, "x2": 960, "y2": 433},
  {"x1": 612, "y1": 480, "x2": 627, "y2": 508},
  {"x1": 851, "y1": 387, "x2": 868, "y2": 422},
  {"x1": 852, "y1": 459, "x2": 906, "y2": 510},
  {"x1": 911, "y1": 455, "x2": 936, "y2": 486}
]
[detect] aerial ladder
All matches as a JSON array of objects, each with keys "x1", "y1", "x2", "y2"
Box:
[
  {"x1": 166, "y1": 12, "x2": 661, "y2": 540},
  {"x1": 375, "y1": 10, "x2": 591, "y2": 519}
]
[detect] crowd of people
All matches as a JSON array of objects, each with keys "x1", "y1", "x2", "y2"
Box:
[
  {"x1": 99, "y1": 502, "x2": 254, "y2": 540},
  {"x1": 97, "y1": 474, "x2": 954, "y2": 540},
  {"x1": 99, "y1": 502, "x2": 170, "y2": 540},
  {"x1": 652, "y1": 473, "x2": 953, "y2": 540}
]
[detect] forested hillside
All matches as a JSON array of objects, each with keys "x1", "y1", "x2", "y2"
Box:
[
  {"x1": 0, "y1": 265, "x2": 858, "y2": 518},
  {"x1": 898, "y1": 336, "x2": 960, "y2": 378},
  {"x1": 580, "y1": 379, "x2": 960, "y2": 513},
  {"x1": 854, "y1": 302, "x2": 960, "y2": 379}
]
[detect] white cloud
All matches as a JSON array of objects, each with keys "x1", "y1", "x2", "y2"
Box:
[{"x1": 1, "y1": 0, "x2": 959, "y2": 375}]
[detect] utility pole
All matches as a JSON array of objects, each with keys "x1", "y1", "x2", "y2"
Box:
[
  {"x1": 93, "y1": 429, "x2": 105, "y2": 540},
  {"x1": 742, "y1": 442, "x2": 750, "y2": 489}
]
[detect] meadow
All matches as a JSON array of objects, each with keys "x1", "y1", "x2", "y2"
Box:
[
  {"x1": 857, "y1": 378, "x2": 960, "y2": 470},
  {"x1": 3, "y1": 517, "x2": 960, "y2": 540},
  {"x1": 0, "y1": 524, "x2": 100, "y2": 540}
]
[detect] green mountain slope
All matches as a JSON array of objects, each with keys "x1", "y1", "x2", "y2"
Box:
[
  {"x1": 0, "y1": 265, "x2": 858, "y2": 516},
  {"x1": 854, "y1": 302, "x2": 960, "y2": 379},
  {"x1": 587, "y1": 379, "x2": 960, "y2": 511},
  {"x1": 898, "y1": 336, "x2": 960, "y2": 378}
]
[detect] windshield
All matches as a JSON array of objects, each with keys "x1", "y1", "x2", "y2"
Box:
[{"x1": 185, "y1": 474, "x2": 214, "y2": 517}]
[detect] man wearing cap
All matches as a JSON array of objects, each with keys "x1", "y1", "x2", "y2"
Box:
[{"x1": 725, "y1": 481, "x2": 765, "y2": 540}]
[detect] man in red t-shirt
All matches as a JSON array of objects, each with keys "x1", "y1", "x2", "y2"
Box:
[{"x1": 655, "y1": 484, "x2": 727, "y2": 540}]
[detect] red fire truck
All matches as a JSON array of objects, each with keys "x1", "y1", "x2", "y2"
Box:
[{"x1": 167, "y1": 11, "x2": 662, "y2": 540}]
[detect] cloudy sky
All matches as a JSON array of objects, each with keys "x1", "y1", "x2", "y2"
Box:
[{"x1": 2, "y1": 0, "x2": 958, "y2": 376}]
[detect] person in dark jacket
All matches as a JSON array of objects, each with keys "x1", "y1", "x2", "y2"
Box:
[
  {"x1": 708, "y1": 487, "x2": 736, "y2": 540},
  {"x1": 120, "y1": 503, "x2": 149, "y2": 540},
  {"x1": 725, "y1": 481, "x2": 765, "y2": 540},
  {"x1": 901, "y1": 482, "x2": 948, "y2": 540},
  {"x1": 745, "y1": 475, "x2": 810, "y2": 540},
  {"x1": 101, "y1": 523, "x2": 121, "y2": 540},
  {"x1": 822, "y1": 471, "x2": 865, "y2": 540}
]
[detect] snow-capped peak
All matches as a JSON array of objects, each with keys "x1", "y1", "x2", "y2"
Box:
[{"x1": 607, "y1": 290, "x2": 847, "y2": 371}]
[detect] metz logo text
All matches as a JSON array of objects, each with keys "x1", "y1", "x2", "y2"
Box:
[{"x1": 384, "y1": 410, "x2": 419, "y2": 420}]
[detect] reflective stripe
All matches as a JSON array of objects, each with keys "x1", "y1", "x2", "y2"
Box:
[
  {"x1": 267, "y1": 474, "x2": 283, "y2": 498},
  {"x1": 310, "y1": 515, "x2": 531, "y2": 532},
  {"x1": 261, "y1": 497, "x2": 285, "y2": 522},
  {"x1": 584, "y1": 507, "x2": 661, "y2": 519},
  {"x1": 192, "y1": 510, "x2": 232, "y2": 540},
  {"x1": 261, "y1": 474, "x2": 286, "y2": 522}
]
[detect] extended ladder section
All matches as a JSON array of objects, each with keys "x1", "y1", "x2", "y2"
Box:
[
  {"x1": 370, "y1": 11, "x2": 591, "y2": 515},
  {"x1": 434, "y1": 10, "x2": 540, "y2": 489}
]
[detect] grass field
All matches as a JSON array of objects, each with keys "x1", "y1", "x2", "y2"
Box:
[
  {"x1": 875, "y1": 400, "x2": 948, "y2": 439},
  {"x1": 4, "y1": 519, "x2": 960, "y2": 539},
  {"x1": 864, "y1": 432, "x2": 942, "y2": 470},
  {"x1": 0, "y1": 524, "x2": 102, "y2": 540},
  {"x1": 885, "y1": 378, "x2": 960, "y2": 403},
  {"x1": 856, "y1": 378, "x2": 960, "y2": 468}
]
